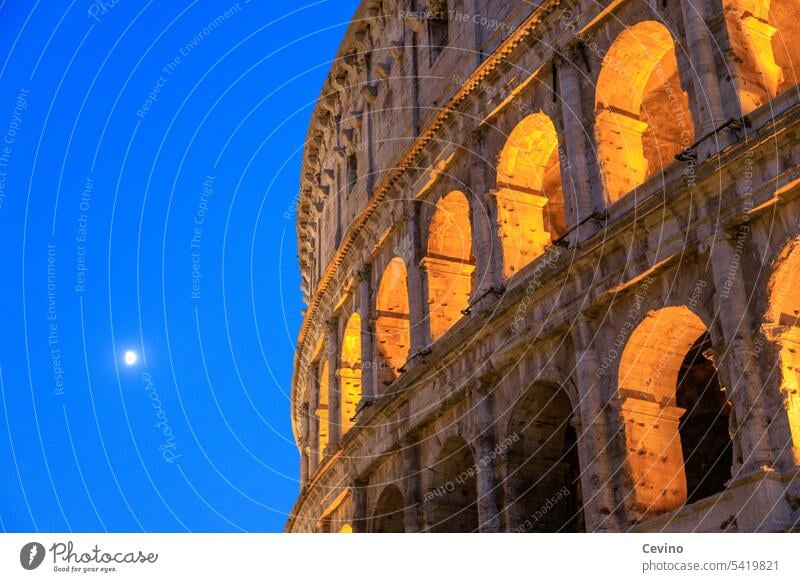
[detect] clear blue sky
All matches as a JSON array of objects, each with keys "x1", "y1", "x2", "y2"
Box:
[{"x1": 0, "y1": 0, "x2": 359, "y2": 532}]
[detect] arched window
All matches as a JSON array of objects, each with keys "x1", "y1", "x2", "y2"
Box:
[
  {"x1": 373, "y1": 485, "x2": 406, "y2": 532},
  {"x1": 338, "y1": 523, "x2": 353, "y2": 533},
  {"x1": 595, "y1": 21, "x2": 694, "y2": 203},
  {"x1": 496, "y1": 113, "x2": 566, "y2": 279},
  {"x1": 724, "y1": 0, "x2": 800, "y2": 113},
  {"x1": 423, "y1": 191, "x2": 475, "y2": 340},
  {"x1": 765, "y1": 240, "x2": 800, "y2": 463},
  {"x1": 506, "y1": 384, "x2": 583, "y2": 532},
  {"x1": 316, "y1": 359, "x2": 329, "y2": 463},
  {"x1": 375, "y1": 257, "x2": 411, "y2": 387},
  {"x1": 618, "y1": 307, "x2": 732, "y2": 517},
  {"x1": 427, "y1": 436, "x2": 479, "y2": 532},
  {"x1": 339, "y1": 313, "x2": 362, "y2": 435}
]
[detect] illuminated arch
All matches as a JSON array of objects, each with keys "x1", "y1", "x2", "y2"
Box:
[
  {"x1": 423, "y1": 191, "x2": 475, "y2": 340},
  {"x1": 338, "y1": 523, "x2": 353, "y2": 533},
  {"x1": 765, "y1": 240, "x2": 800, "y2": 463},
  {"x1": 496, "y1": 113, "x2": 566, "y2": 279},
  {"x1": 373, "y1": 485, "x2": 405, "y2": 532},
  {"x1": 375, "y1": 257, "x2": 411, "y2": 386},
  {"x1": 724, "y1": 0, "x2": 800, "y2": 113},
  {"x1": 316, "y1": 359, "x2": 329, "y2": 463},
  {"x1": 595, "y1": 21, "x2": 694, "y2": 203},
  {"x1": 617, "y1": 307, "x2": 732, "y2": 517},
  {"x1": 339, "y1": 312, "x2": 362, "y2": 435}
]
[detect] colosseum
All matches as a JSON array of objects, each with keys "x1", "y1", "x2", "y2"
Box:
[{"x1": 286, "y1": 0, "x2": 800, "y2": 533}]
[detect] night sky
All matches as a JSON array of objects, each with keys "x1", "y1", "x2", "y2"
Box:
[{"x1": 0, "y1": 0, "x2": 360, "y2": 532}]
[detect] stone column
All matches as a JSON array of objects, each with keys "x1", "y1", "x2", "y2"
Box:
[
  {"x1": 405, "y1": 200, "x2": 431, "y2": 355},
  {"x1": 572, "y1": 317, "x2": 622, "y2": 532},
  {"x1": 358, "y1": 263, "x2": 377, "y2": 406},
  {"x1": 467, "y1": 129, "x2": 504, "y2": 305},
  {"x1": 351, "y1": 479, "x2": 368, "y2": 533},
  {"x1": 557, "y1": 52, "x2": 603, "y2": 231},
  {"x1": 362, "y1": 49, "x2": 376, "y2": 195},
  {"x1": 470, "y1": 382, "x2": 502, "y2": 532},
  {"x1": 308, "y1": 392, "x2": 320, "y2": 476},
  {"x1": 299, "y1": 445, "x2": 310, "y2": 487},
  {"x1": 710, "y1": 235, "x2": 774, "y2": 473},
  {"x1": 402, "y1": 437, "x2": 423, "y2": 532},
  {"x1": 299, "y1": 403, "x2": 311, "y2": 486},
  {"x1": 679, "y1": 0, "x2": 730, "y2": 158},
  {"x1": 497, "y1": 451, "x2": 522, "y2": 532},
  {"x1": 326, "y1": 318, "x2": 341, "y2": 449}
]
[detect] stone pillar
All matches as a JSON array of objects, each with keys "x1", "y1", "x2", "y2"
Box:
[
  {"x1": 679, "y1": 0, "x2": 730, "y2": 157},
  {"x1": 405, "y1": 200, "x2": 431, "y2": 355},
  {"x1": 326, "y1": 318, "x2": 341, "y2": 449},
  {"x1": 402, "y1": 437, "x2": 423, "y2": 532},
  {"x1": 710, "y1": 236, "x2": 774, "y2": 473},
  {"x1": 299, "y1": 445, "x2": 310, "y2": 487},
  {"x1": 467, "y1": 129, "x2": 504, "y2": 304},
  {"x1": 498, "y1": 452, "x2": 523, "y2": 532},
  {"x1": 351, "y1": 479, "x2": 368, "y2": 533},
  {"x1": 593, "y1": 108, "x2": 649, "y2": 203},
  {"x1": 299, "y1": 403, "x2": 311, "y2": 486},
  {"x1": 721, "y1": 2, "x2": 782, "y2": 115},
  {"x1": 308, "y1": 396, "x2": 320, "y2": 476},
  {"x1": 572, "y1": 317, "x2": 622, "y2": 531},
  {"x1": 558, "y1": 53, "x2": 603, "y2": 232},
  {"x1": 358, "y1": 263, "x2": 377, "y2": 406},
  {"x1": 761, "y1": 324, "x2": 800, "y2": 469},
  {"x1": 470, "y1": 382, "x2": 502, "y2": 532}
]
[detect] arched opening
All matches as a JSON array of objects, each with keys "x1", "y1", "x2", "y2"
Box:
[
  {"x1": 375, "y1": 257, "x2": 411, "y2": 388},
  {"x1": 496, "y1": 113, "x2": 567, "y2": 279},
  {"x1": 676, "y1": 334, "x2": 733, "y2": 503},
  {"x1": 339, "y1": 312, "x2": 362, "y2": 435},
  {"x1": 373, "y1": 485, "x2": 406, "y2": 533},
  {"x1": 316, "y1": 359, "x2": 329, "y2": 463},
  {"x1": 724, "y1": 0, "x2": 800, "y2": 114},
  {"x1": 338, "y1": 523, "x2": 353, "y2": 533},
  {"x1": 423, "y1": 191, "x2": 475, "y2": 340},
  {"x1": 618, "y1": 306, "x2": 732, "y2": 517},
  {"x1": 765, "y1": 241, "x2": 800, "y2": 463},
  {"x1": 595, "y1": 21, "x2": 694, "y2": 203},
  {"x1": 506, "y1": 384, "x2": 583, "y2": 532},
  {"x1": 426, "y1": 436, "x2": 479, "y2": 532}
]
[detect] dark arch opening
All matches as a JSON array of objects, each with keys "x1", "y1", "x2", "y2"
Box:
[
  {"x1": 506, "y1": 384, "x2": 583, "y2": 532},
  {"x1": 373, "y1": 485, "x2": 405, "y2": 533},
  {"x1": 676, "y1": 333, "x2": 733, "y2": 504},
  {"x1": 427, "y1": 437, "x2": 479, "y2": 532}
]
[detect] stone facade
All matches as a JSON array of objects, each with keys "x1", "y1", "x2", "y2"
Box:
[{"x1": 287, "y1": 0, "x2": 800, "y2": 532}]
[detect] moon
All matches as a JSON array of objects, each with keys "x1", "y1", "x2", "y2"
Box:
[{"x1": 124, "y1": 351, "x2": 138, "y2": 366}]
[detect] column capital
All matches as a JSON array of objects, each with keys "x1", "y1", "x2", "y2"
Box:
[
  {"x1": 475, "y1": 361, "x2": 500, "y2": 390},
  {"x1": 357, "y1": 262, "x2": 372, "y2": 283},
  {"x1": 325, "y1": 317, "x2": 339, "y2": 337},
  {"x1": 468, "y1": 125, "x2": 487, "y2": 148}
]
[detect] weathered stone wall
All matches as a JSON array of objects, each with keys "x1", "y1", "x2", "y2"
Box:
[{"x1": 289, "y1": 0, "x2": 800, "y2": 532}]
